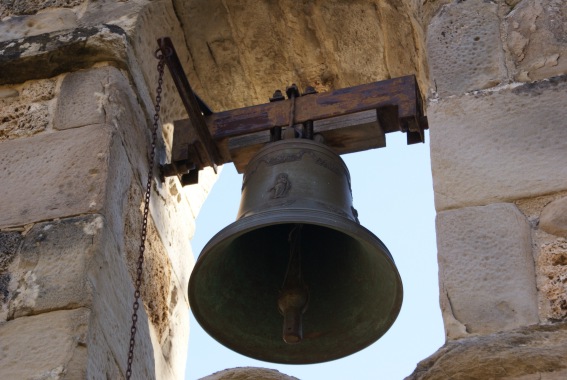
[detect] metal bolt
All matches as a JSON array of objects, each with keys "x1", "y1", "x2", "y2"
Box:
[
  {"x1": 270, "y1": 89, "x2": 285, "y2": 102},
  {"x1": 302, "y1": 85, "x2": 317, "y2": 96},
  {"x1": 286, "y1": 84, "x2": 300, "y2": 99}
]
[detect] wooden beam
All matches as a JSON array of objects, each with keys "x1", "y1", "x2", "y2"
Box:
[
  {"x1": 158, "y1": 37, "x2": 427, "y2": 183},
  {"x1": 225, "y1": 109, "x2": 386, "y2": 172},
  {"x1": 205, "y1": 75, "x2": 421, "y2": 140},
  {"x1": 166, "y1": 73, "x2": 426, "y2": 180}
]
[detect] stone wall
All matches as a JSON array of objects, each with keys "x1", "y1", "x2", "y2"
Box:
[
  {"x1": 2, "y1": 0, "x2": 566, "y2": 379},
  {"x1": 0, "y1": 1, "x2": 218, "y2": 378},
  {"x1": 408, "y1": 0, "x2": 567, "y2": 379},
  {"x1": 0, "y1": 1, "x2": 430, "y2": 379}
]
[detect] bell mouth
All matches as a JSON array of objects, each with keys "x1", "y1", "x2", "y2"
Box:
[{"x1": 189, "y1": 208, "x2": 403, "y2": 364}]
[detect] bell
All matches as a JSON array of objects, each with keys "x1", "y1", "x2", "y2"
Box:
[{"x1": 188, "y1": 137, "x2": 403, "y2": 364}]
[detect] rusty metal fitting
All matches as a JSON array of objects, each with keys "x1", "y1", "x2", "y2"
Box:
[
  {"x1": 286, "y1": 84, "x2": 300, "y2": 99},
  {"x1": 270, "y1": 89, "x2": 285, "y2": 102},
  {"x1": 302, "y1": 86, "x2": 317, "y2": 96}
]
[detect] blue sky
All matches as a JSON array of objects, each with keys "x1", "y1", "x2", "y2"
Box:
[{"x1": 184, "y1": 131, "x2": 444, "y2": 380}]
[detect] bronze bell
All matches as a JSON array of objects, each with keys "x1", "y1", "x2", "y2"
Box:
[{"x1": 188, "y1": 137, "x2": 403, "y2": 364}]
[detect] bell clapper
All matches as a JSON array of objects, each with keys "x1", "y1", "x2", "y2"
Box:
[{"x1": 277, "y1": 224, "x2": 309, "y2": 344}]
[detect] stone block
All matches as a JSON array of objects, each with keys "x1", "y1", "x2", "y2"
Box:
[
  {"x1": 54, "y1": 69, "x2": 107, "y2": 129},
  {"x1": 3, "y1": 216, "x2": 102, "y2": 320},
  {"x1": 0, "y1": 231, "x2": 22, "y2": 271},
  {"x1": 511, "y1": 370, "x2": 567, "y2": 380},
  {"x1": 130, "y1": 0, "x2": 192, "y2": 122},
  {"x1": 100, "y1": 119, "x2": 138, "y2": 256},
  {"x1": 0, "y1": 124, "x2": 112, "y2": 228},
  {"x1": 0, "y1": 77, "x2": 57, "y2": 141},
  {"x1": 437, "y1": 203, "x2": 538, "y2": 337},
  {"x1": 430, "y1": 76, "x2": 567, "y2": 211},
  {"x1": 55, "y1": 66, "x2": 152, "y2": 183},
  {"x1": 0, "y1": 25, "x2": 128, "y2": 85},
  {"x1": 0, "y1": 0, "x2": 84, "y2": 19},
  {"x1": 427, "y1": 0, "x2": 507, "y2": 96},
  {"x1": 55, "y1": 66, "x2": 154, "y2": 270},
  {"x1": 540, "y1": 196, "x2": 567, "y2": 237},
  {"x1": 146, "y1": 171, "x2": 217, "y2": 309},
  {"x1": 200, "y1": 367, "x2": 299, "y2": 380},
  {"x1": 79, "y1": 0, "x2": 145, "y2": 32},
  {"x1": 123, "y1": 201, "x2": 173, "y2": 340},
  {"x1": 161, "y1": 285, "x2": 189, "y2": 378},
  {"x1": 150, "y1": 180, "x2": 197, "y2": 296},
  {"x1": 406, "y1": 322, "x2": 567, "y2": 380},
  {"x1": 537, "y1": 238, "x2": 567, "y2": 321},
  {"x1": 421, "y1": 0, "x2": 452, "y2": 28},
  {"x1": 0, "y1": 9, "x2": 78, "y2": 42},
  {"x1": 86, "y1": 318, "x2": 125, "y2": 379},
  {"x1": 506, "y1": 0, "x2": 567, "y2": 82},
  {"x1": 89, "y1": 227, "x2": 177, "y2": 380},
  {"x1": 0, "y1": 231, "x2": 22, "y2": 320},
  {"x1": 0, "y1": 308, "x2": 89, "y2": 379}
]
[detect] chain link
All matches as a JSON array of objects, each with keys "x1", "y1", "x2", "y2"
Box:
[{"x1": 125, "y1": 49, "x2": 166, "y2": 380}]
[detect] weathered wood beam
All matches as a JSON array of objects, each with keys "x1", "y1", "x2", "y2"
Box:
[
  {"x1": 206, "y1": 75, "x2": 422, "y2": 139},
  {"x1": 225, "y1": 109, "x2": 386, "y2": 172},
  {"x1": 170, "y1": 75, "x2": 426, "y2": 174},
  {"x1": 159, "y1": 37, "x2": 427, "y2": 182}
]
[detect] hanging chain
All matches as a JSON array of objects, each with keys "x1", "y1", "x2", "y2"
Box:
[{"x1": 125, "y1": 48, "x2": 167, "y2": 380}]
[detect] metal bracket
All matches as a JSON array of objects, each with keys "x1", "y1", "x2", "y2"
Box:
[
  {"x1": 157, "y1": 37, "x2": 428, "y2": 186},
  {"x1": 158, "y1": 37, "x2": 223, "y2": 186}
]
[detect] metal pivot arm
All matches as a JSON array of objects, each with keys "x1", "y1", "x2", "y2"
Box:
[
  {"x1": 157, "y1": 37, "x2": 428, "y2": 184},
  {"x1": 158, "y1": 37, "x2": 222, "y2": 185}
]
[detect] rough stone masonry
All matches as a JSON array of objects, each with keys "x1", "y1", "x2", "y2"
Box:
[{"x1": 1, "y1": 0, "x2": 567, "y2": 379}]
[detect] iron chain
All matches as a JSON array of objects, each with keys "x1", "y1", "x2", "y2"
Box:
[{"x1": 125, "y1": 48, "x2": 166, "y2": 379}]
